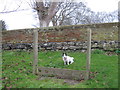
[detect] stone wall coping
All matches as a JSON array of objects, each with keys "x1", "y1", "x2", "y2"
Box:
[{"x1": 1, "y1": 22, "x2": 118, "y2": 32}]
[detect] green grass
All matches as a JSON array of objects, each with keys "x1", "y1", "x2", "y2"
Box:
[{"x1": 2, "y1": 50, "x2": 118, "y2": 88}]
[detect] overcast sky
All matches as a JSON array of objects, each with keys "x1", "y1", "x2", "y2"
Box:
[
  {"x1": 0, "y1": 0, "x2": 119, "y2": 30},
  {"x1": 85, "y1": 0, "x2": 119, "y2": 12}
]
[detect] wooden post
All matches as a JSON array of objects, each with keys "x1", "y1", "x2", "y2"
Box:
[
  {"x1": 0, "y1": 21, "x2": 2, "y2": 90},
  {"x1": 85, "y1": 28, "x2": 91, "y2": 80},
  {"x1": 33, "y1": 29, "x2": 38, "y2": 74}
]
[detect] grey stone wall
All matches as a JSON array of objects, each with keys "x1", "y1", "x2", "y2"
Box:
[
  {"x1": 2, "y1": 22, "x2": 118, "y2": 51},
  {"x1": 2, "y1": 41, "x2": 119, "y2": 51}
]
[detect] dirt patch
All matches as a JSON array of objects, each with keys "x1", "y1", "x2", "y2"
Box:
[
  {"x1": 62, "y1": 79, "x2": 83, "y2": 85},
  {"x1": 38, "y1": 77, "x2": 81, "y2": 85},
  {"x1": 37, "y1": 67, "x2": 86, "y2": 81},
  {"x1": 37, "y1": 71, "x2": 98, "y2": 85}
]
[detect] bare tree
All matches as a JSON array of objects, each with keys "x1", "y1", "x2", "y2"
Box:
[
  {"x1": 1, "y1": 0, "x2": 117, "y2": 27},
  {"x1": 91, "y1": 11, "x2": 118, "y2": 23},
  {"x1": 0, "y1": 0, "x2": 59, "y2": 27},
  {"x1": 33, "y1": 0, "x2": 59, "y2": 27},
  {"x1": 51, "y1": 1, "x2": 87, "y2": 26},
  {"x1": 26, "y1": 0, "x2": 59, "y2": 27},
  {"x1": 31, "y1": 0, "x2": 88, "y2": 26},
  {"x1": 72, "y1": 9, "x2": 118, "y2": 25}
]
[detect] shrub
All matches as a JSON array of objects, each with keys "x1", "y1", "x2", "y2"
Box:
[
  {"x1": 115, "y1": 49, "x2": 120, "y2": 54},
  {"x1": 92, "y1": 49, "x2": 105, "y2": 54}
]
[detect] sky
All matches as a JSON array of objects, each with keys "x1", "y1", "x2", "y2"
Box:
[
  {"x1": 84, "y1": 0, "x2": 119, "y2": 12},
  {"x1": 0, "y1": 0, "x2": 119, "y2": 30}
]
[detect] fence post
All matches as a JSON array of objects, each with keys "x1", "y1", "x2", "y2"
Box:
[
  {"x1": 0, "y1": 18, "x2": 2, "y2": 90},
  {"x1": 85, "y1": 28, "x2": 91, "y2": 80},
  {"x1": 33, "y1": 29, "x2": 38, "y2": 74}
]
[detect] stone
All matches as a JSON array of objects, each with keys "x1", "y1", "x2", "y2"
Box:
[{"x1": 2, "y1": 41, "x2": 119, "y2": 51}]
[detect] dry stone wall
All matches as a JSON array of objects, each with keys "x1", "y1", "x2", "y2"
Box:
[{"x1": 1, "y1": 22, "x2": 118, "y2": 51}]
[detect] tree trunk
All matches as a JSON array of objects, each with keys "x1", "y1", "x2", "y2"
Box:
[
  {"x1": 40, "y1": 20, "x2": 49, "y2": 27},
  {"x1": 35, "y1": 1, "x2": 59, "y2": 27}
]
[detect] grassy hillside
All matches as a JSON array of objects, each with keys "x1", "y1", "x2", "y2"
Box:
[{"x1": 2, "y1": 50, "x2": 118, "y2": 88}]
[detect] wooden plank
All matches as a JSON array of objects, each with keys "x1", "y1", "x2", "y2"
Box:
[
  {"x1": 0, "y1": 52, "x2": 1, "y2": 89},
  {"x1": 33, "y1": 30, "x2": 38, "y2": 74},
  {"x1": 38, "y1": 67, "x2": 86, "y2": 80},
  {"x1": 0, "y1": 21, "x2": 2, "y2": 90},
  {"x1": 85, "y1": 28, "x2": 91, "y2": 80}
]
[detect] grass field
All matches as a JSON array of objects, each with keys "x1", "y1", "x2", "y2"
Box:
[{"x1": 2, "y1": 50, "x2": 118, "y2": 88}]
